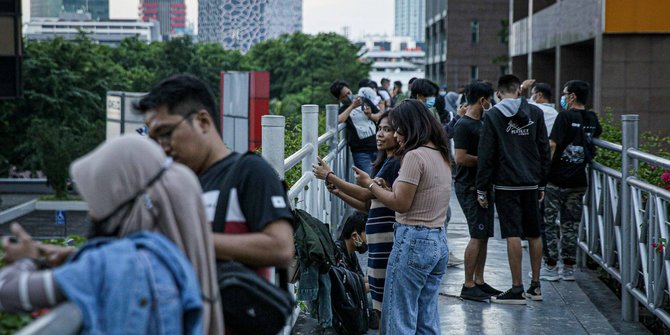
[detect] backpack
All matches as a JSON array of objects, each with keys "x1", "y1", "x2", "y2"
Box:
[
  {"x1": 329, "y1": 265, "x2": 369, "y2": 335},
  {"x1": 213, "y1": 152, "x2": 296, "y2": 335},
  {"x1": 293, "y1": 208, "x2": 338, "y2": 274},
  {"x1": 559, "y1": 110, "x2": 596, "y2": 166}
]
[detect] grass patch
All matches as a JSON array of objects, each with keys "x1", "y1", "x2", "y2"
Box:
[{"x1": 37, "y1": 194, "x2": 82, "y2": 201}]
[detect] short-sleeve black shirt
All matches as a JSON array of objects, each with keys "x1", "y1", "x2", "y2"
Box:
[
  {"x1": 453, "y1": 115, "x2": 482, "y2": 185},
  {"x1": 548, "y1": 109, "x2": 602, "y2": 187},
  {"x1": 199, "y1": 152, "x2": 294, "y2": 234}
]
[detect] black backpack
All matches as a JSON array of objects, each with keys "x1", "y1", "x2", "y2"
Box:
[
  {"x1": 213, "y1": 152, "x2": 296, "y2": 335},
  {"x1": 329, "y1": 265, "x2": 369, "y2": 335}
]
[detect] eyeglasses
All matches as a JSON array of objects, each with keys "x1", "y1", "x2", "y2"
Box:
[{"x1": 150, "y1": 111, "x2": 196, "y2": 145}]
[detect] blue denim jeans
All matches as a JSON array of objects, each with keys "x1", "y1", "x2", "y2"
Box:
[
  {"x1": 381, "y1": 224, "x2": 449, "y2": 335},
  {"x1": 352, "y1": 150, "x2": 377, "y2": 175}
]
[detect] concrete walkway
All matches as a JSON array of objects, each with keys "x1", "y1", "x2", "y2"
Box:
[{"x1": 293, "y1": 193, "x2": 652, "y2": 334}]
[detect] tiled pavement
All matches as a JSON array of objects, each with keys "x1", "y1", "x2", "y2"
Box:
[{"x1": 295, "y1": 192, "x2": 652, "y2": 334}]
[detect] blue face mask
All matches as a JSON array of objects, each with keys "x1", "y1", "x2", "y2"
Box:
[
  {"x1": 425, "y1": 96, "x2": 436, "y2": 108},
  {"x1": 560, "y1": 95, "x2": 568, "y2": 110}
]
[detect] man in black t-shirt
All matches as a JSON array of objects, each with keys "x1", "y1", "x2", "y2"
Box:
[
  {"x1": 140, "y1": 74, "x2": 294, "y2": 265},
  {"x1": 453, "y1": 81, "x2": 501, "y2": 302},
  {"x1": 541, "y1": 80, "x2": 602, "y2": 282},
  {"x1": 139, "y1": 75, "x2": 295, "y2": 334}
]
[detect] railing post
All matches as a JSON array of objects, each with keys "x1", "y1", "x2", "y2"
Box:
[
  {"x1": 262, "y1": 115, "x2": 286, "y2": 179},
  {"x1": 261, "y1": 115, "x2": 286, "y2": 289},
  {"x1": 326, "y1": 104, "x2": 338, "y2": 152},
  {"x1": 621, "y1": 114, "x2": 639, "y2": 322},
  {"x1": 326, "y1": 104, "x2": 339, "y2": 228},
  {"x1": 302, "y1": 105, "x2": 319, "y2": 214}
]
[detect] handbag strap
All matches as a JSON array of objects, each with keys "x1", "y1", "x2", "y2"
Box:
[{"x1": 212, "y1": 151, "x2": 255, "y2": 233}]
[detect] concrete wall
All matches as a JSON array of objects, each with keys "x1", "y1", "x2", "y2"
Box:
[
  {"x1": 560, "y1": 40, "x2": 594, "y2": 106},
  {"x1": 601, "y1": 34, "x2": 670, "y2": 134},
  {"x1": 445, "y1": 0, "x2": 509, "y2": 90},
  {"x1": 510, "y1": 0, "x2": 603, "y2": 57}
]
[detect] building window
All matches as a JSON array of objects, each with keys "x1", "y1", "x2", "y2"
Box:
[
  {"x1": 471, "y1": 20, "x2": 479, "y2": 44},
  {"x1": 471, "y1": 66, "x2": 478, "y2": 81}
]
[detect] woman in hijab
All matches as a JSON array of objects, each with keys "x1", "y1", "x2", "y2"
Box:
[{"x1": 0, "y1": 135, "x2": 223, "y2": 335}]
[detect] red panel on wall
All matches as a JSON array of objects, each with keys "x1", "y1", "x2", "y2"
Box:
[
  {"x1": 249, "y1": 71, "x2": 270, "y2": 99},
  {"x1": 248, "y1": 71, "x2": 269, "y2": 151},
  {"x1": 248, "y1": 98, "x2": 269, "y2": 151}
]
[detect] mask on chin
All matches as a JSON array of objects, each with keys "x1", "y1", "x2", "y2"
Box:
[{"x1": 353, "y1": 235, "x2": 368, "y2": 254}]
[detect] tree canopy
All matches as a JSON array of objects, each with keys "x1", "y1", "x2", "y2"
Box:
[{"x1": 0, "y1": 33, "x2": 369, "y2": 197}]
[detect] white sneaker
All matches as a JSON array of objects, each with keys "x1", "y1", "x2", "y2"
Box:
[
  {"x1": 561, "y1": 267, "x2": 575, "y2": 281},
  {"x1": 448, "y1": 251, "x2": 464, "y2": 267},
  {"x1": 539, "y1": 265, "x2": 560, "y2": 281}
]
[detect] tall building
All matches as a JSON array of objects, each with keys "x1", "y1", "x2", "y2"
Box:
[
  {"x1": 139, "y1": 1, "x2": 187, "y2": 39},
  {"x1": 424, "y1": 0, "x2": 508, "y2": 89},
  {"x1": 510, "y1": 0, "x2": 670, "y2": 134},
  {"x1": 31, "y1": 0, "x2": 63, "y2": 18},
  {"x1": 198, "y1": 0, "x2": 302, "y2": 53},
  {"x1": 62, "y1": 0, "x2": 108, "y2": 20},
  {"x1": 395, "y1": 0, "x2": 425, "y2": 43}
]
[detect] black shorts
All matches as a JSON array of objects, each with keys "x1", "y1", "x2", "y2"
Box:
[
  {"x1": 495, "y1": 189, "x2": 541, "y2": 239},
  {"x1": 454, "y1": 182, "x2": 494, "y2": 239}
]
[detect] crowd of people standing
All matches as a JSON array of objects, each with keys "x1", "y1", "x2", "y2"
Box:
[
  {"x1": 317, "y1": 73, "x2": 601, "y2": 333},
  {"x1": 0, "y1": 70, "x2": 601, "y2": 335}
]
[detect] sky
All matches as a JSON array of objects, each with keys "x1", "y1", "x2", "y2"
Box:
[{"x1": 22, "y1": 0, "x2": 395, "y2": 40}]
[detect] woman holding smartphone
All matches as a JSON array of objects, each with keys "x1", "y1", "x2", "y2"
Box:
[{"x1": 353, "y1": 99, "x2": 451, "y2": 334}]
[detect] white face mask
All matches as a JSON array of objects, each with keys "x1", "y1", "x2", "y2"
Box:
[{"x1": 482, "y1": 100, "x2": 492, "y2": 112}]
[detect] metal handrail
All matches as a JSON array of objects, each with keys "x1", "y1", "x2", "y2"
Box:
[
  {"x1": 627, "y1": 148, "x2": 670, "y2": 170},
  {"x1": 580, "y1": 114, "x2": 670, "y2": 326},
  {"x1": 284, "y1": 143, "x2": 314, "y2": 171},
  {"x1": 263, "y1": 104, "x2": 351, "y2": 335},
  {"x1": 16, "y1": 303, "x2": 82, "y2": 335}
]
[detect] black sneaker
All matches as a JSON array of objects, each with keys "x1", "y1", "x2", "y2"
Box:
[
  {"x1": 491, "y1": 287, "x2": 527, "y2": 305},
  {"x1": 476, "y1": 282, "x2": 503, "y2": 296},
  {"x1": 523, "y1": 282, "x2": 542, "y2": 301},
  {"x1": 460, "y1": 285, "x2": 491, "y2": 302}
]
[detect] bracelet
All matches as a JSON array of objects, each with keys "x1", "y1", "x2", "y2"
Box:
[
  {"x1": 325, "y1": 171, "x2": 334, "y2": 183},
  {"x1": 368, "y1": 182, "x2": 376, "y2": 191}
]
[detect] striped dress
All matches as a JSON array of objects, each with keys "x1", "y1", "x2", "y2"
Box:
[{"x1": 366, "y1": 157, "x2": 401, "y2": 311}]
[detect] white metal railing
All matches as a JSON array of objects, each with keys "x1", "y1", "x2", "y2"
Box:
[
  {"x1": 578, "y1": 115, "x2": 670, "y2": 326},
  {"x1": 262, "y1": 104, "x2": 351, "y2": 333}
]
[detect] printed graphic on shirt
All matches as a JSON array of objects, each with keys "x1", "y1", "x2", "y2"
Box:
[
  {"x1": 271, "y1": 196, "x2": 287, "y2": 209},
  {"x1": 505, "y1": 120, "x2": 534, "y2": 136},
  {"x1": 560, "y1": 144, "x2": 585, "y2": 164},
  {"x1": 202, "y1": 190, "x2": 220, "y2": 222}
]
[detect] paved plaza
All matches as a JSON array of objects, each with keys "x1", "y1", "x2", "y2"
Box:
[{"x1": 294, "y1": 192, "x2": 651, "y2": 335}]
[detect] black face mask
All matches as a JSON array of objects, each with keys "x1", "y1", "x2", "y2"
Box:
[
  {"x1": 341, "y1": 94, "x2": 353, "y2": 107},
  {"x1": 87, "y1": 158, "x2": 172, "y2": 238}
]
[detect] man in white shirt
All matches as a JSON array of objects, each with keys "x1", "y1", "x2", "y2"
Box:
[{"x1": 524, "y1": 81, "x2": 558, "y2": 135}]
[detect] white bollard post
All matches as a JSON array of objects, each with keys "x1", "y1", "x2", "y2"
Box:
[
  {"x1": 262, "y1": 115, "x2": 286, "y2": 179},
  {"x1": 302, "y1": 105, "x2": 319, "y2": 214}
]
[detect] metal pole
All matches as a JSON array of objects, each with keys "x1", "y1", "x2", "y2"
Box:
[
  {"x1": 302, "y1": 105, "x2": 319, "y2": 214},
  {"x1": 527, "y1": 0, "x2": 533, "y2": 79},
  {"x1": 261, "y1": 115, "x2": 286, "y2": 179},
  {"x1": 326, "y1": 104, "x2": 339, "y2": 228},
  {"x1": 326, "y1": 105, "x2": 338, "y2": 153},
  {"x1": 621, "y1": 114, "x2": 639, "y2": 322},
  {"x1": 261, "y1": 115, "x2": 286, "y2": 289}
]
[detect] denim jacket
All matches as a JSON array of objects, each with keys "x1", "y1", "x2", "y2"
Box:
[{"x1": 53, "y1": 232, "x2": 203, "y2": 335}]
